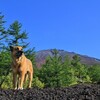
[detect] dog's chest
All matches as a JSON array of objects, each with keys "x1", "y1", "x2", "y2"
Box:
[{"x1": 15, "y1": 57, "x2": 22, "y2": 64}]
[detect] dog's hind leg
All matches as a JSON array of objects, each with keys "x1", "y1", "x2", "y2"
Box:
[
  {"x1": 24, "y1": 73, "x2": 28, "y2": 83},
  {"x1": 28, "y1": 72, "x2": 33, "y2": 88}
]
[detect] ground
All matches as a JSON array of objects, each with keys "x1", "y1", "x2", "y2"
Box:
[{"x1": 0, "y1": 84, "x2": 100, "y2": 100}]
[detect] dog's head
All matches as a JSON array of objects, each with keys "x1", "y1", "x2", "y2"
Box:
[{"x1": 10, "y1": 46, "x2": 23, "y2": 58}]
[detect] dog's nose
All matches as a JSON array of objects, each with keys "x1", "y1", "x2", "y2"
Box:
[
  {"x1": 16, "y1": 50, "x2": 23, "y2": 58},
  {"x1": 20, "y1": 50, "x2": 23, "y2": 53}
]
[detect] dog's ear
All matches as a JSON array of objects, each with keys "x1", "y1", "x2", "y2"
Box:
[{"x1": 10, "y1": 46, "x2": 13, "y2": 52}]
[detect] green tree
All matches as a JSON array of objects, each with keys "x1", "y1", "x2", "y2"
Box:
[
  {"x1": 71, "y1": 55, "x2": 91, "y2": 83},
  {"x1": 0, "y1": 13, "x2": 7, "y2": 49},
  {"x1": 37, "y1": 49, "x2": 78, "y2": 87},
  {"x1": 37, "y1": 49, "x2": 63, "y2": 87},
  {"x1": 7, "y1": 21, "x2": 28, "y2": 47},
  {"x1": 0, "y1": 50, "x2": 11, "y2": 88},
  {"x1": 62, "y1": 55, "x2": 78, "y2": 86},
  {"x1": 0, "y1": 13, "x2": 11, "y2": 88},
  {"x1": 71, "y1": 55, "x2": 81, "y2": 66},
  {"x1": 88, "y1": 65, "x2": 100, "y2": 83}
]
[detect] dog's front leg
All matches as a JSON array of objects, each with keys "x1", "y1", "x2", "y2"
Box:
[
  {"x1": 18, "y1": 76, "x2": 21, "y2": 89},
  {"x1": 13, "y1": 73, "x2": 17, "y2": 90},
  {"x1": 20, "y1": 72, "x2": 25, "y2": 90}
]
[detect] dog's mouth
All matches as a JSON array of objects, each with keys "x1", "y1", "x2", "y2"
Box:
[{"x1": 16, "y1": 51, "x2": 23, "y2": 58}]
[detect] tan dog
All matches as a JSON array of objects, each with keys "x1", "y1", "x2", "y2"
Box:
[{"x1": 10, "y1": 46, "x2": 33, "y2": 90}]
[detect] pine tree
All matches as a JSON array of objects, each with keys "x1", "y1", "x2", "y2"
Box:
[
  {"x1": 0, "y1": 13, "x2": 10, "y2": 88},
  {"x1": 71, "y1": 55, "x2": 91, "y2": 83},
  {"x1": 38, "y1": 49, "x2": 63, "y2": 87},
  {"x1": 62, "y1": 55, "x2": 78, "y2": 86},
  {"x1": 88, "y1": 65, "x2": 100, "y2": 83},
  {"x1": 0, "y1": 13, "x2": 7, "y2": 49},
  {"x1": 7, "y1": 21, "x2": 28, "y2": 47},
  {"x1": 0, "y1": 50, "x2": 11, "y2": 88},
  {"x1": 37, "y1": 49, "x2": 78, "y2": 87}
]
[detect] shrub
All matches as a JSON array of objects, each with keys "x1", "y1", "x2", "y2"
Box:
[
  {"x1": 32, "y1": 77, "x2": 45, "y2": 88},
  {"x1": 1, "y1": 73, "x2": 13, "y2": 89},
  {"x1": 88, "y1": 65, "x2": 100, "y2": 83}
]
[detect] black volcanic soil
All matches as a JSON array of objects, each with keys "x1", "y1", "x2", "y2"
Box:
[{"x1": 0, "y1": 84, "x2": 100, "y2": 100}]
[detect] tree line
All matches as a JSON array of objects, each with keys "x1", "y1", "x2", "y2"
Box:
[{"x1": 0, "y1": 13, "x2": 100, "y2": 89}]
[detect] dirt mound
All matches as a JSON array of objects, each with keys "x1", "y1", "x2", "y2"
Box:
[{"x1": 0, "y1": 84, "x2": 100, "y2": 100}]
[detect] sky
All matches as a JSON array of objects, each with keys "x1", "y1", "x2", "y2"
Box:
[{"x1": 0, "y1": 0, "x2": 100, "y2": 59}]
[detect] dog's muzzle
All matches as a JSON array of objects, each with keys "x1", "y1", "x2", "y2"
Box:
[{"x1": 16, "y1": 51, "x2": 23, "y2": 58}]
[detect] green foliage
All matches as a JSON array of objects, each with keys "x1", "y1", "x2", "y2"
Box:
[
  {"x1": 0, "y1": 13, "x2": 7, "y2": 49},
  {"x1": 7, "y1": 21, "x2": 28, "y2": 47},
  {"x1": 38, "y1": 50, "x2": 74, "y2": 87},
  {"x1": 71, "y1": 55, "x2": 91, "y2": 83},
  {"x1": 88, "y1": 65, "x2": 100, "y2": 83},
  {"x1": 1, "y1": 73, "x2": 13, "y2": 89},
  {"x1": 37, "y1": 53, "x2": 92, "y2": 88},
  {"x1": 32, "y1": 77, "x2": 44, "y2": 88},
  {"x1": 37, "y1": 49, "x2": 64, "y2": 87},
  {"x1": 23, "y1": 76, "x2": 44, "y2": 89},
  {"x1": 0, "y1": 50, "x2": 11, "y2": 88},
  {"x1": 0, "y1": 12, "x2": 6, "y2": 35},
  {"x1": 62, "y1": 61, "x2": 78, "y2": 86},
  {"x1": 1, "y1": 74, "x2": 44, "y2": 89}
]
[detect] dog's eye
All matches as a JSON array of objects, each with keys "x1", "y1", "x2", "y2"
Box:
[{"x1": 15, "y1": 48, "x2": 19, "y2": 51}]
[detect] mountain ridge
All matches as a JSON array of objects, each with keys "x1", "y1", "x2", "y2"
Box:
[{"x1": 35, "y1": 49, "x2": 100, "y2": 68}]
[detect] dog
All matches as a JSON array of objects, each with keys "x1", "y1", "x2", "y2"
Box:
[{"x1": 10, "y1": 46, "x2": 33, "y2": 90}]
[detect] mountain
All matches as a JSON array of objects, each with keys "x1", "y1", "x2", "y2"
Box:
[{"x1": 35, "y1": 49, "x2": 100, "y2": 68}]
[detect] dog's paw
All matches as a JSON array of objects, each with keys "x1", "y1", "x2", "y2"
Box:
[
  {"x1": 14, "y1": 87, "x2": 17, "y2": 90},
  {"x1": 18, "y1": 87, "x2": 23, "y2": 90}
]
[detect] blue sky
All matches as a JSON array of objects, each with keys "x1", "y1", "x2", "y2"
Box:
[{"x1": 1, "y1": 0, "x2": 100, "y2": 58}]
